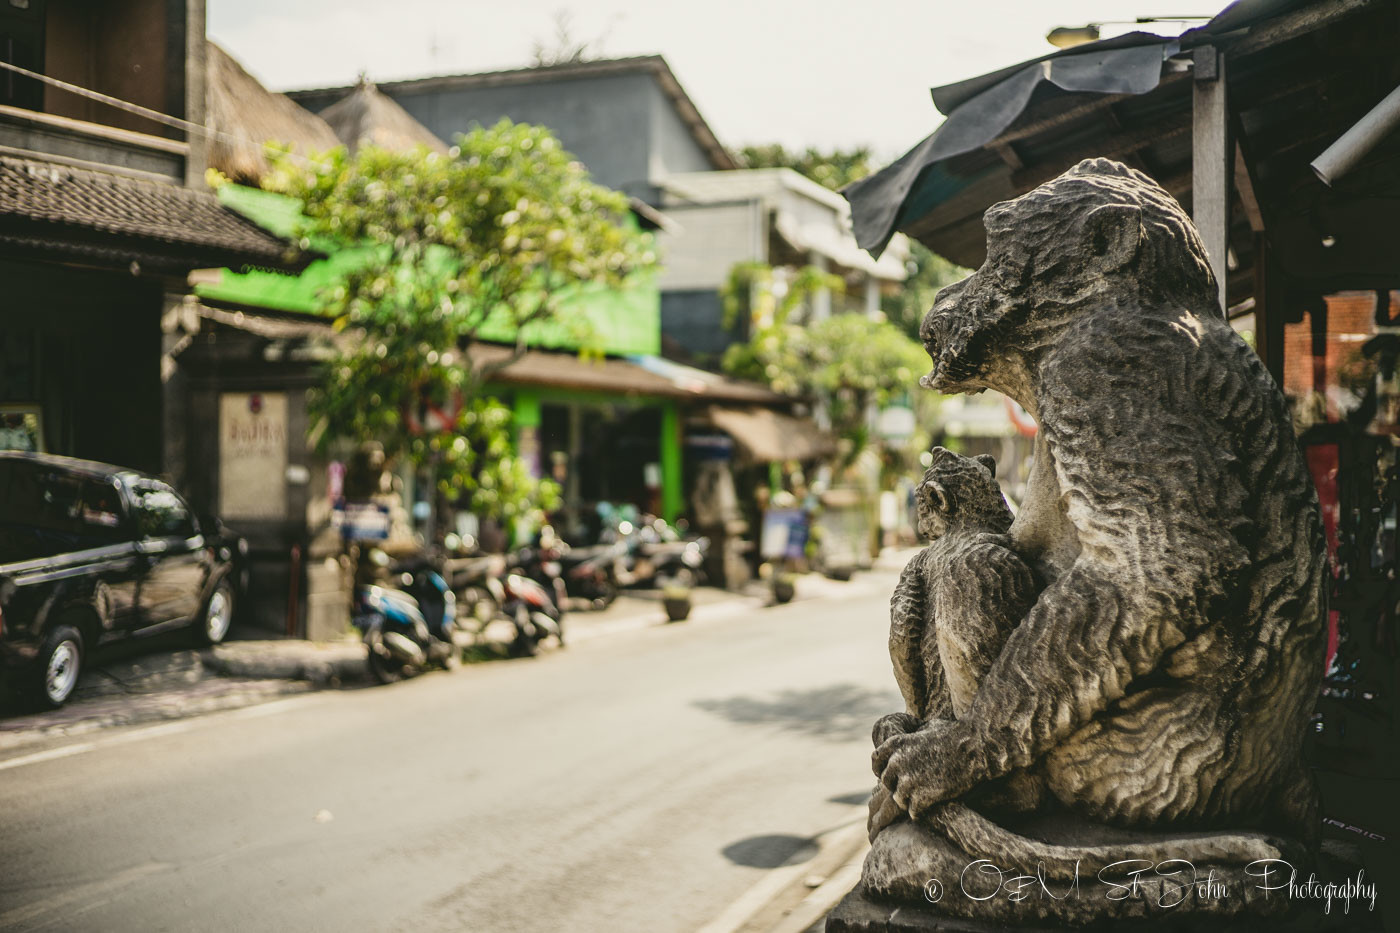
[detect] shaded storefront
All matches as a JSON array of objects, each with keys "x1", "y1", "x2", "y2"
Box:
[
  {"x1": 0, "y1": 156, "x2": 299, "y2": 477},
  {"x1": 471, "y1": 343, "x2": 797, "y2": 545}
]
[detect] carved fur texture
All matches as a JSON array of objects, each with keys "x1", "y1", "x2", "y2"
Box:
[{"x1": 871, "y1": 159, "x2": 1327, "y2": 889}]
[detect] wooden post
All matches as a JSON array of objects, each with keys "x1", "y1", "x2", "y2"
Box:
[
  {"x1": 1193, "y1": 45, "x2": 1230, "y2": 317},
  {"x1": 1252, "y1": 234, "x2": 1286, "y2": 388}
]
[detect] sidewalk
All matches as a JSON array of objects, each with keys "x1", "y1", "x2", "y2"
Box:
[{"x1": 0, "y1": 553, "x2": 916, "y2": 755}]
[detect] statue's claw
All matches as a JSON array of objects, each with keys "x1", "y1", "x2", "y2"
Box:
[
  {"x1": 873, "y1": 712, "x2": 921, "y2": 747},
  {"x1": 867, "y1": 784, "x2": 906, "y2": 841},
  {"x1": 874, "y1": 719, "x2": 978, "y2": 818}
]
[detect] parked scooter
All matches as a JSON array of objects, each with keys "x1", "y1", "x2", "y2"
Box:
[
  {"x1": 352, "y1": 551, "x2": 460, "y2": 684},
  {"x1": 500, "y1": 550, "x2": 566, "y2": 657},
  {"x1": 512, "y1": 527, "x2": 572, "y2": 614},
  {"x1": 557, "y1": 541, "x2": 625, "y2": 609},
  {"x1": 441, "y1": 534, "x2": 566, "y2": 656},
  {"x1": 441, "y1": 545, "x2": 509, "y2": 638}
]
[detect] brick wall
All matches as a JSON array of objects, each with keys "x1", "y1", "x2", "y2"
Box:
[{"x1": 1283, "y1": 291, "x2": 1400, "y2": 417}]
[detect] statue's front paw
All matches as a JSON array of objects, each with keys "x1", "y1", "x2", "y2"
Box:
[{"x1": 872, "y1": 720, "x2": 979, "y2": 819}]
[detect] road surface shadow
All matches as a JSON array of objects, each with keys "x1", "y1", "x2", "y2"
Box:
[
  {"x1": 693, "y1": 683, "x2": 900, "y2": 742},
  {"x1": 828, "y1": 790, "x2": 874, "y2": 807},
  {"x1": 721, "y1": 833, "x2": 820, "y2": 868}
]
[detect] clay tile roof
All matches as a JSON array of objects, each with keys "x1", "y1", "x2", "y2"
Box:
[{"x1": 0, "y1": 155, "x2": 303, "y2": 271}]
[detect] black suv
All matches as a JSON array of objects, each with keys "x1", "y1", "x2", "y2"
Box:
[{"x1": 0, "y1": 452, "x2": 245, "y2": 708}]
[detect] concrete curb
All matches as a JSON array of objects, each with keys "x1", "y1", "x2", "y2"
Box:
[
  {"x1": 200, "y1": 642, "x2": 369, "y2": 686},
  {"x1": 0, "y1": 678, "x2": 315, "y2": 753},
  {"x1": 698, "y1": 819, "x2": 870, "y2": 933}
]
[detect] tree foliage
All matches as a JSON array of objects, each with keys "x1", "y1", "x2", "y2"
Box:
[
  {"x1": 734, "y1": 143, "x2": 970, "y2": 342},
  {"x1": 735, "y1": 143, "x2": 874, "y2": 192},
  {"x1": 530, "y1": 10, "x2": 611, "y2": 67},
  {"x1": 721, "y1": 264, "x2": 930, "y2": 470},
  {"x1": 882, "y1": 242, "x2": 969, "y2": 341},
  {"x1": 266, "y1": 121, "x2": 654, "y2": 520}
]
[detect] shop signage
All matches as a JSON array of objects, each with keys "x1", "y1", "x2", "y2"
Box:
[
  {"x1": 335, "y1": 501, "x2": 391, "y2": 540},
  {"x1": 219, "y1": 392, "x2": 287, "y2": 519}
]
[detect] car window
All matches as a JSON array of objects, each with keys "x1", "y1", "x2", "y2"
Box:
[
  {"x1": 0, "y1": 462, "x2": 131, "y2": 556},
  {"x1": 130, "y1": 481, "x2": 197, "y2": 540},
  {"x1": 79, "y1": 480, "x2": 128, "y2": 539}
]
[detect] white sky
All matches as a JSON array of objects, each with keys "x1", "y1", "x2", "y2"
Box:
[{"x1": 208, "y1": 0, "x2": 1230, "y2": 162}]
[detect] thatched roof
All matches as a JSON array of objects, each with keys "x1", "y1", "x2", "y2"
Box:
[
  {"x1": 318, "y1": 78, "x2": 449, "y2": 154},
  {"x1": 206, "y1": 42, "x2": 341, "y2": 183}
]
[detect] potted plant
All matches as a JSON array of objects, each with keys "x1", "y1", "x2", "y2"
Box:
[{"x1": 662, "y1": 580, "x2": 692, "y2": 622}]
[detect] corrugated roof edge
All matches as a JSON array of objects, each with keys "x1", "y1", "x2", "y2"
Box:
[{"x1": 843, "y1": 0, "x2": 1336, "y2": 258}]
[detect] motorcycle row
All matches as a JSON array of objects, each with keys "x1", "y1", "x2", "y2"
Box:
[{"x1": 351, "y1": 516, "x2": 709, "y2": 684}]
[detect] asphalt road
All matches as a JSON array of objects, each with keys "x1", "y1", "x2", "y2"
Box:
[{"x1": 0, "y1": 569, "x2": 903, "y2": 933}]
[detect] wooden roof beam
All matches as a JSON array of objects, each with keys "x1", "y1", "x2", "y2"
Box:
[
  {"x1": 1234, "y1": 143, "x2": 1265, "y2": 233},
  {"x1": 1226, "y1": 0, "x2": 1375, "y2": 58},
  {"x1": 1010, "y1": 122, "x2": 1190, "y2": 189},
  {"x1": 993, "y1": 142, "x2": 1023, "y2": 171}
]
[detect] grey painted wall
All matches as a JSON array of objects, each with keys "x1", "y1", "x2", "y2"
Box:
[
  {"x1": 661, "y1": 289, "x2": 743, "y2": 362},
  {"x1": 294, "y1": 70, "x2": 716, "y2": 205},
  {"x1": 647, "y1": 81, "x2": 714, "y2": 181}
]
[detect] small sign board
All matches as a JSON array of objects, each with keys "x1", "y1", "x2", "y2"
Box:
[
  {"x1": 760, "y1": 508, "x2": 809, "y2": 560},
  {"x1": 219, "y1": 392, "x2": 287, "y2": 520},
  {"x1": 876, "y1": 405, "x2": 915, "y2": 441},
  {"x1": 335, "y1": 500, "x2": 390, "y2": 541}
]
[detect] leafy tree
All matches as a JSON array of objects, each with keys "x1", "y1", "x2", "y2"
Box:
[
  {"x1": 882, "y1": 242, "x2": 969, "y2": 342},
  {"x1": 736, "y1": 143, "x2": 874, "y2": 192},
  {"x1": 530, "y1": 11, "x2": 610, "y2": 67},
  {"x1": 721, "y1": 264, "x2": 931, "y2": 473},
  {"x1": 720, "y1": 261, "x2": 844, "y2": 332},
  {"x1": 266, "y1": 120, "x2": 655, "y2": 521}
]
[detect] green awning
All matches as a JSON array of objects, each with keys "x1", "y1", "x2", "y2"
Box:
[{"x1": 196, "y1": 184, "x2": 661, "y2": 357}]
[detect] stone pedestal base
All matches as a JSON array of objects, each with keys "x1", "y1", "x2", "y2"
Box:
[
  {"x1": 826, "y1": 882, "x2": 1381, "y2": 932},
  {"x1": 826, "y1": 884, "x2": 1059, "y2": 932},
  {"x1": 826, "y1": 842, "x2": 1382, "y2": 933}
]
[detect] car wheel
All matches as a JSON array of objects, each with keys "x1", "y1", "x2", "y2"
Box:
[
  {"x1": 33, "y1": 624, "x2": 84, "y2": 710},
  {"x1": 197, "y1": 579, "x2": 235, "y2": 645}
]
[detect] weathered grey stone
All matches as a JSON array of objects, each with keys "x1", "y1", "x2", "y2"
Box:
[{"x1": 861, "y1": 158, "x2": 1328, "y2": 925}]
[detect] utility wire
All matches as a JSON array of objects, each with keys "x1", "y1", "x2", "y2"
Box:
[{"x1": 0, "y1": 57, "x2": 316, "y2": 162}]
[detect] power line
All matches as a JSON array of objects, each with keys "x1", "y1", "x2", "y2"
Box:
[{"x1": 0, "y1": 57, "x2": 317, "y2": 163}]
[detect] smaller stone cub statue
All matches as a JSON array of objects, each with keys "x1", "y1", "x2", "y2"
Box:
[
  {"x1": 871, "y1": 448, "x2": 1043, "y2": 839},
  {"x1": 886, "y1": 447, "x2": 1036, "y2": 726}
]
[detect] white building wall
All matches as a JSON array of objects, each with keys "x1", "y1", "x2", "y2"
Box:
[{"x1": 654, "y1": 201, "x2": 764, "y2": 291}]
